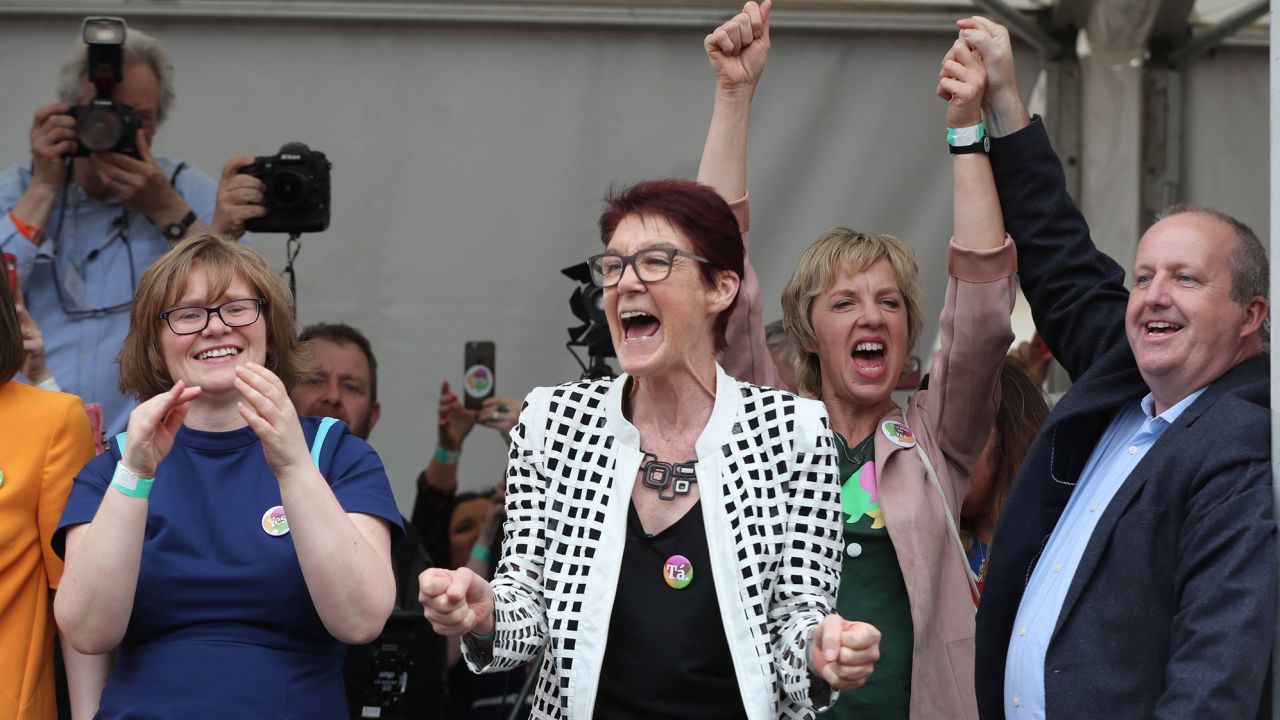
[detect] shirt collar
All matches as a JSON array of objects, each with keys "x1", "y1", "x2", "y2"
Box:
[{"x1": 1139, "y1": 386, "x2": 1208, "y2": 426}]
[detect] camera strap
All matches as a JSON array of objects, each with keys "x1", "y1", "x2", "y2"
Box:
[{"x1": 282, "y1": 233, "x2": 301, "y2": 302}]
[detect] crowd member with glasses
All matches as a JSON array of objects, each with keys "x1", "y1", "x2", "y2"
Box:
[
  {"x1": 700, "y1": 4, "x2": 1015, "y2": 717},
  {"x1": 0, "y1": 21, "x2": 266, "y2": 437},
  {"x1": 421, "y1": 178, "x2": 881, "y2": 720},
  {"x1": 52, "y1": 234, "x2": 402, "y2": 717}
]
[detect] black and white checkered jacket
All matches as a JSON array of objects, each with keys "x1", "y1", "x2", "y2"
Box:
[{"x1": 462, "y1": 365, "x2": 843, "y2": 719}]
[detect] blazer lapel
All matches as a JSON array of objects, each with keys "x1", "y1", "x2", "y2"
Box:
[
  {"x1": 1049, "y1": 365, "x2": 1248, "y2": 638},
  {"x1": 1034, "y1": 364, "x2": 1146, "y2": 539}
]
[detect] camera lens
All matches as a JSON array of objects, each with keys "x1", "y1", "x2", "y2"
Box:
[
  {"x1": 78, "y1": 106, "x2": 122, "y2": 153},
  {"x1": 270, "y1": 171, "x2": 307, "y2": 209}
]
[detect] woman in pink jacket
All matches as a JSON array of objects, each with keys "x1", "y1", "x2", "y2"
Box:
[{"x1": 700, "y1": 4, "x2": 1014, "y2": 717}]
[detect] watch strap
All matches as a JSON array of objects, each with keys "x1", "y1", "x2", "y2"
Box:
[
  {"x1": 164, "y1": 209, "x2": 198, "y2": 241},
  {"x1": 949, "y1": 136, "x2": 991, "y2": 154}
]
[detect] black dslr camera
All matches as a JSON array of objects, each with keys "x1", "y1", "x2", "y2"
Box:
[
  {"x1": 239, "y1": 142, "x2": 331, "y2": 234},
  {"x1": 69, "y1": 17, "x2": 141, "y2": 158}
]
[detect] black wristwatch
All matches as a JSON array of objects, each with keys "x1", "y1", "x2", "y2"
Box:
[{"x1": 162, "y1": 210, "x2": 198, "y2": 242}]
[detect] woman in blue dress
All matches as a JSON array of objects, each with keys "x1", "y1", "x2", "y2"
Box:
[{"x1": 53, "y1": 233, "x2": 403, "y2": 719}]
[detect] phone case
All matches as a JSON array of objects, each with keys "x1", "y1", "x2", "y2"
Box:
[{"x1": 463, "y1": 341, "x2": 495, "y2": 410}]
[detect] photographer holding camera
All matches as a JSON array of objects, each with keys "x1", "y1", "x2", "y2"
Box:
[{"x1": 0, "y1": 18, "x2": 265, "y2": 435}]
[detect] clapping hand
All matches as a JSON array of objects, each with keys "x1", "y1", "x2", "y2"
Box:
[
  {"x1": 121, "y1": 380, "x2": 203, "y2": 478},
  {"x1": 235, "y1": 363, "x2": 312, "y2": 476}
]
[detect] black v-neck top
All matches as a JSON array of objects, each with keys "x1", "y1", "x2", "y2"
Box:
[{"x1": 593, "y1": 500, "x2": 748, "y2": 719}]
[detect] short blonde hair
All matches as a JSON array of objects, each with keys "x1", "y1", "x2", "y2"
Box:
[
  {"x1": 781, "y1": 228, "x2": 924, "y2": 398},
  {"x1": 118, "y1": 233, "x2": 313, "y2": 400}
]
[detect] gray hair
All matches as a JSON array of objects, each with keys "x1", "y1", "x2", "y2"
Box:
[{"x1": 56, "y1": 25, "x2": 175, "y2": 125}]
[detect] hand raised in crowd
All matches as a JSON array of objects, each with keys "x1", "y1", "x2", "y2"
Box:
[
  {"x1": 211, "y1": 155, "x2": 267, "y2": 239},
  {"x1": 438, "y1": 380, "x2": 478, "y2": 452},
  {"x1": 956, "y1": 16, "x2": 1030, "y2": 136},
  {"x1": 121, "y1": 379, "x2": 203, "y2": 478},
  {"x1": 1009, "y1": 332, "x2": 1053, "y2": 386},
  {"x1": 419, "y1": 567, "x2": 496, "y2": 638},
  {"x1": 13, "y1": 285, "x2": 51, "y2": 385},
  {"x1": 476, "y1": 395, "x2": 520, "y2": 444},
  {"x1": 810, "y1": 614, "x2": 881, "y2": 691},
  {"x1": 937, "y1": 35, "x2": 987, "y2": 128},
  {"x1": 705, "y1": 0, "x2": 772, "y2": 95},
  {"x1": 89, "y1": 130, "x2": 189, "y2": 223},
  {"x1": 28, "y1": 102, "x2": 75, "y2": 191},
  {"x1": 235, "y1": 363, "x2": 313, "y2": 477}
]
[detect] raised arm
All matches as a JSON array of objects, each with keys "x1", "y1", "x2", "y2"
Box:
[
  {"x1": 961, "y1": 17, "x2": 1130, "y2": 379},
  {"x1": 938, "y1": 38, "x2": 1004, "y2": 251},
  {"x1": 956, "y1": 17, "x2": 1030, "y2": 138},
  {"x1": 699, "y1": 1, "x2": 785, "y2": 388},
  {"x1": 924, "y1": 38, "x2": 1017, "y2": 474},
  {"x1": 697, "y1": 0, "x2": 769, "y2": 199}
]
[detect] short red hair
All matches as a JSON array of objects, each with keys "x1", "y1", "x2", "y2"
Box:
[{"x1": 598, "y1": 179, "x2": 744, "y2": 352}]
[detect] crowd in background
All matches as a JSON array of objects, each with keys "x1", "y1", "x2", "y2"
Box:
[{"x1": 1, "y1": 5, "x2": 1273, "y2": 720}]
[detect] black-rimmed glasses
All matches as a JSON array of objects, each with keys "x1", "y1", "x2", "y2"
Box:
[
  {"x1": 586, "y1": 248, "x2": 709, "y2": 288},
  {"x1": 159, "y1": 298, "x2": 267, "y2": 335}
]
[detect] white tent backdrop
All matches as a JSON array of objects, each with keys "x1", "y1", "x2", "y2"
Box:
[{"x1": 0, "y1": 13, "x2": 1263, "y2": 512}]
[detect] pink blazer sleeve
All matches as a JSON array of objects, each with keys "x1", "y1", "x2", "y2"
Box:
[
  {"x1": 915, "y1": 236, "x2": 1018, "y2": 481},
  {"x1": 717, "y1": 193, "x2": 784, "y2": 389}
]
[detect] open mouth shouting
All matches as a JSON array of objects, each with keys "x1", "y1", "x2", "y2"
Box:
[
  {"x1": 620, "y1": 310, "x2": 662, "y2": 343},
  {"x1": 851, "y1": 338, "x2": 888, "y2": 379}
]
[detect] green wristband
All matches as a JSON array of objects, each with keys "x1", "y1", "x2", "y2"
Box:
[
  {"x1": 947, "y1": 121, "x2": 986, "y2": 146},
  {"x1": 470, "y1": 544, "x2": 492, "y2": 563},
  {"x1": 111, "y1": 461, "x2": 154, "y2": 499},
  {"x1": 469, "y1": 626, "x2": 496, "y2": 642},
  {"x1": 434, "y1": 447, "x2": 460, "y2": 465}
]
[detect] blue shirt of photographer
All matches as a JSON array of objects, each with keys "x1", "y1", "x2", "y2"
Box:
[{"x1": 0, "y1": 157, "x2": 220, "y2": 435}]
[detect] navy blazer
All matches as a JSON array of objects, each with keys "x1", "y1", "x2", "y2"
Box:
[{"x1": 974, "y1": 118, "x2": 1276, "y2": 719}]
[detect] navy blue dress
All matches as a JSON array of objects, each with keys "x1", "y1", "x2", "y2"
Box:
[{"x1": 55, "y1": 418, "x2": 403, "y2": 719}]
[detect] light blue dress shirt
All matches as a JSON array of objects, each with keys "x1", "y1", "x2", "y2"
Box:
[
  {"x1": 1004, "y1": 387, "x2": 1207, "y2": 719},
  {"x1": 0, "y1": 159, "x2": 217, "y2": 436}
]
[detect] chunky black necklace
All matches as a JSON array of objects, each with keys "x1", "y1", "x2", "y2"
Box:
[{"x1": 639, "y1": 451, "x2": 698, "y2": 501}]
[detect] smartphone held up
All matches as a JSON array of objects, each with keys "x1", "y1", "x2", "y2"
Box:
[{"x1": 463, "y1": 341, "x2": 495, "y2": 411}]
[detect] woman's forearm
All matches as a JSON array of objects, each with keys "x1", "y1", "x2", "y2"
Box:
[
  {"x1": 54, "y1": 492, "x2": 148, "y2": 654},
  {"x1": 277, "y1": 464, "x2": 395, "y2": 644}
]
